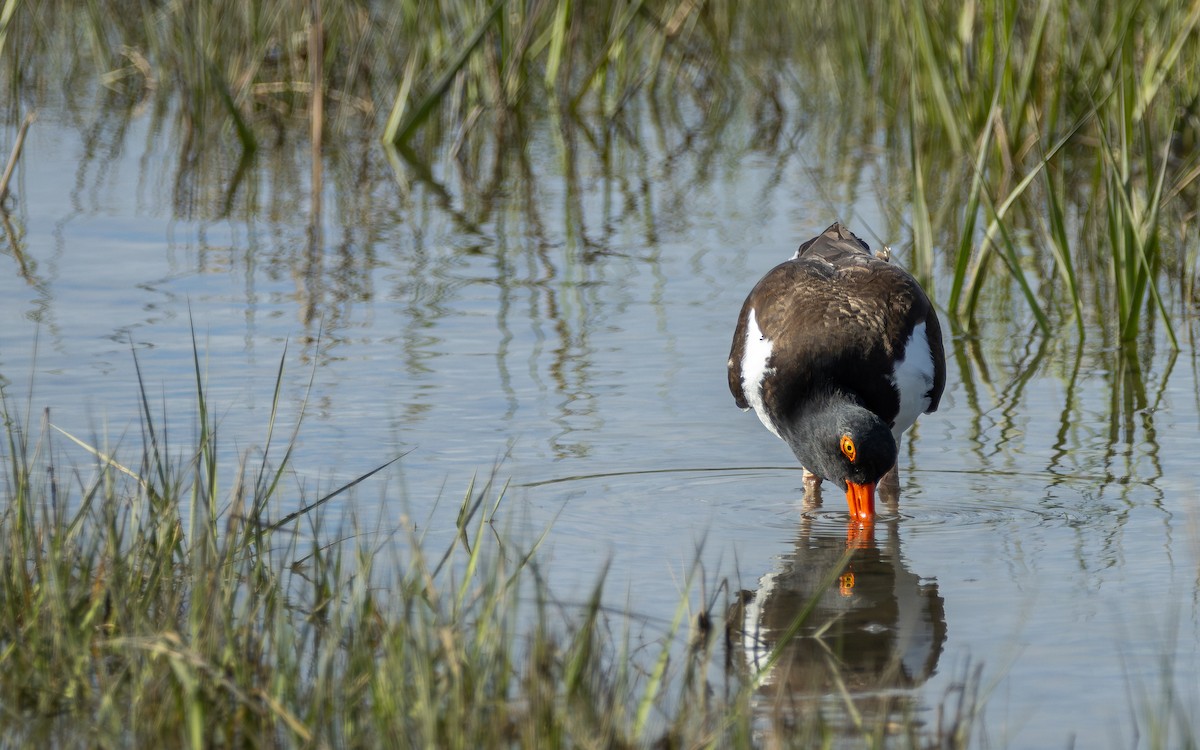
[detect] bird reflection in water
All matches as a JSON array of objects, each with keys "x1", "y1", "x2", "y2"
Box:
[{"x1": 729, "y1": 497, "x2": 946, "y2": 738}]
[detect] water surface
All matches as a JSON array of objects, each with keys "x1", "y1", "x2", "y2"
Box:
[{"x1": 2, "y1": 91, "x2": 1199, "y2": 747}]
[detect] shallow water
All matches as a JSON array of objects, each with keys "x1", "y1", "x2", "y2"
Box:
[{"x1": 3, "y1": 93, "x2": 1199, "y2": 747}]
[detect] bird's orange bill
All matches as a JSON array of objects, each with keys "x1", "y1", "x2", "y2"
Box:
[{"x1": 845, "y1": 481, "x2": 876, "y2": 523}]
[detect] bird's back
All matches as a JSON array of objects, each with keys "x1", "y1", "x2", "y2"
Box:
[{"x1": 729, "y1": 223, "x2": 945, "y2": 429}]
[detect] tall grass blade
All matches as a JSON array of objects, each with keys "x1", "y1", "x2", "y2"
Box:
[
  {"x1": 563, "y1": 569, "x2": 605, "y2": 698},
  {"x1": 1040, "y1": 160, "x2": 1084, "y2": 339},
  {"x1": 187, "y1": 317, "x2": 217, "y2": 523},
  {"x1": 382, "y1": 51, "x2": 420, "y2": 147},
  {"x1": 203, "y1": 56, "x2": 257, "y2": 154},
  {"x1": 129, "y1": 340, "x2": 169, "y2": 501},
  {"x1": 908, "y1": 75, "x2": 934, "y2": 284},
  {"x1": 253, "y1": 338, "x2": 291, "y2": 511},
  {"x1": 909, "y1": 0, "x2": 964, "y2": 153},
  {"x1": 632, "y1": 564, "x2": 690, "y2": 738},
  {"x1": 947, "y1": 96, "x2": 999, "y2": 322},
  {"x1": 0, "y1": 0, "x2": 18, "y2": 58},
  {"x1": 542, "y1": 0, "x2": 571, "y2": 89},
  {"x1": 456, "y1": 480, "x2": 504, "y2": 612}
]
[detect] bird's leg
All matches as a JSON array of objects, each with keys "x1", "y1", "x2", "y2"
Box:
[
  {"x1": 801, "y1": 467, "x2": 823, "y2": 512},
  {"x1": 878, "y1": 463, "x2": 900, "y2": 512}
]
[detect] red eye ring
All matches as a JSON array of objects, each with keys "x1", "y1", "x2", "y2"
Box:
[{"x1": 840, "y1": 435, "x2": 856, "y2": 462}]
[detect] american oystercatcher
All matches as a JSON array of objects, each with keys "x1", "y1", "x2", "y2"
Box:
[{"x1": 727, "y1": 223, "x2": 946, "y2": 522}]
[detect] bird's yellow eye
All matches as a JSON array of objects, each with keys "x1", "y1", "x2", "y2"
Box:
[{"x1": 840, "y1": 435, "x2": 856, "y2": 462}]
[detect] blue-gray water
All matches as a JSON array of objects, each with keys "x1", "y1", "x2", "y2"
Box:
[{"x1": 3, "y1": 97, "x2": 1199, "y2": 747}]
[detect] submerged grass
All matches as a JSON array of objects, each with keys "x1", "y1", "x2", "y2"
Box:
[{"x1": 0, "y1": 343, "x2": 988, "y2": 747}]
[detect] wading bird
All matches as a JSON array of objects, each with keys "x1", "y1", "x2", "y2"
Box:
[{"x1": 727, "y1": 223, "x2": 945, "y2": 523}]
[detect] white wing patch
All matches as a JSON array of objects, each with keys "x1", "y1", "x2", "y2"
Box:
[
  {"x1": 741, "y1": 309, "x2": 781, "y2": 439},
  {"x1": 889, "y1": 321, "x2": 934, "y2": 446}
]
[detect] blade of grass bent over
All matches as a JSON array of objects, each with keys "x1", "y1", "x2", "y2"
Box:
[
  {"x1": 262, "y1": 452, "x2": 408, "y2": 532},
  {"x1": 385, "y1": 0, "x2": 506, "y2": 146},
  {"x1": 49, "y1": 424, "x2": 147, "y2": 490}
]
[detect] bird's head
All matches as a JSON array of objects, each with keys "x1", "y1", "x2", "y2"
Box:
[{"x1": 787, "y1": 394, "x2": 897, "y2": 522}]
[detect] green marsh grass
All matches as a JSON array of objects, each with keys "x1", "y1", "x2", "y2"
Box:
[
  {"x1": 5, "y1": 1, "x2": 1198, "y2": 348},
  {"x1": 0, "y1": 343, "x2": 991, "y2": 747}
]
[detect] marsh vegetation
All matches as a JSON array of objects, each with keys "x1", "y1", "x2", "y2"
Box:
[
  {"x1": 6, "y1": 0, "x2": 1199, "y2": 339},
  {"x1": 3, "y1": 1, "x2": 1200, "y2": 746}
]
